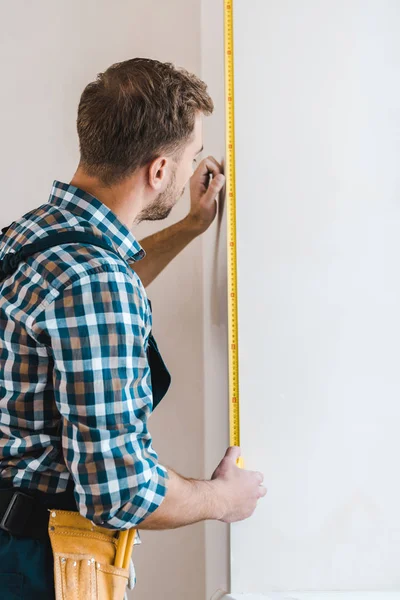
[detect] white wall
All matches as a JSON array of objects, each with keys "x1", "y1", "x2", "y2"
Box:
[
  {"x1": 230, "y1": 0, "x2": 400, "y2": 596},
  {"x1": 0, "y1": 2, "x2": 207, "y2": 599}
]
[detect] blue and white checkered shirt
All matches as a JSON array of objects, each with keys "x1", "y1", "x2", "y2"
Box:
[{"x1": 0, "y1": 180, "x2": 168, "y2": 530}]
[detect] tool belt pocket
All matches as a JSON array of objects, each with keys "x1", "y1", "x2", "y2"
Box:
[{"x1": 48, "y1": 509, "x2": 135, "y2": 600}]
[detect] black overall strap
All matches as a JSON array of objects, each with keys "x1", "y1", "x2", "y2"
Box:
[{"x1": 0, "y1": 230, "x2": 125, "y2": 283}]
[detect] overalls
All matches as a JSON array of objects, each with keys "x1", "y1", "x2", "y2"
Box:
[{"x1": 0, "y1": 227, "x2": 171, "y2": 599}]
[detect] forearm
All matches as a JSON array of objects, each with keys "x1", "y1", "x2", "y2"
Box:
[
  {"x1": 132, "y1": 216, "x2": 200, "y2": 287},
  {"x1": 136, "y1": 468, "x2": 223, "y2": 530}
]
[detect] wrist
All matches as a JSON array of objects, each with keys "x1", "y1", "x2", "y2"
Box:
[
  {"x1": 182, "y1": 213, "x2": 208, "y2": 236},
  {"x1": 197, "y1": 479, "x2": 226, "y2": 521}
]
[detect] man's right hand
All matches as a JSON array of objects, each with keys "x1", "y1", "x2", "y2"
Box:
[
  {"x1": 210, "y1": 446, "x2": 267, "y2": 523},
  {"x1": 136, "y1": 447, "x2": 266, "y2": 530}
]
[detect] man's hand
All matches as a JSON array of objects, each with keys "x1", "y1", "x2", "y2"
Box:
[
  {"x1": 137, "y1": 446, "x2": 266, "y2": 530},
  {"x1": 187, "y1": 156, "x2": 226, "y2": 234},
  {"x1": 211, "y1": 446, "x2": 267, "y2": 523}
]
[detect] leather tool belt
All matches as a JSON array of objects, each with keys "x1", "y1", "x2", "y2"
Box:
[{"x1": 0, "y1": 486, "x2": 136, "y2": 599}]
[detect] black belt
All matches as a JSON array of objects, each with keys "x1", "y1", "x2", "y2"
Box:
[{"x1": 0, "y1": 480, "x2": 78, "y2": 543}]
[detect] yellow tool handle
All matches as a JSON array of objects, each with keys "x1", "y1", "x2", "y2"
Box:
[
  {"x1": 114, "y1": 527, "x2": 136, "y2": 569},
  {"x1": 224, "y1": 0, "x2": 242, "y2": 467},
  {"x1": 114, "y1": 529, "x2": 128, "y2": 568},
  {"x1": 122, "y1": 528, "x2": 136, "y2": 570}
]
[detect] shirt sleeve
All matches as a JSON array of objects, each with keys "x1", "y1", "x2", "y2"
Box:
[{"x1": 32, "y1": 267, "x2": 168, "y2": 529}]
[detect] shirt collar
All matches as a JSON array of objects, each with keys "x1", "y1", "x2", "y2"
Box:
[{"x1": 48, "y1": 180, "x2": 145, "y2": 263}]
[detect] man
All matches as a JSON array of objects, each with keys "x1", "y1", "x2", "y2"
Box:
[{"x1": 0, "y1": 58, "x2": 266, "y2": 598}]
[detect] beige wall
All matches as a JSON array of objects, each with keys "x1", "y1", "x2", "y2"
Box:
[
  {"x1": 0, "y1": 2, "x2": 216, "y2": 599},
  {"x1": 201, "y1": 0, "x2": 230, "y2": 598}
]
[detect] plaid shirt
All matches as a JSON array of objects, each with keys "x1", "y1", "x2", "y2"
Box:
[{"x1": 0, "y1": 180, "x2": 168, "y2": 530}]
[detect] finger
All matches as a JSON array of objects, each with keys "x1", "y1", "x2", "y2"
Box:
[
  {"x1": 196, "y1": 157, "x2": 218, "y2": 176},
  {"x1": 258, "y1": 486, "x2": 268, "y2": 498},
  {"x1": 206, "y1": 156, "x2": 223, "y2": 172},
  {"x1": 197, "y1": 157, "x2": 223, "y2": 184},
  {"x1": 254, "y1": 471, "x2": 264, "y2": 484},
  {"x1": 224, "y1": 446, "x2": 241, "y2": 462},
  {"x1": 204, "y1": 157, "x2": 223, "y2": 177},
  {"x1": 203, "y1": 174, "x2": 226, "y2": 204}
]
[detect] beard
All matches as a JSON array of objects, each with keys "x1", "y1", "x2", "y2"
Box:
[{"x1": 137, "y1": 171, "x2": 185, "y2": 222}]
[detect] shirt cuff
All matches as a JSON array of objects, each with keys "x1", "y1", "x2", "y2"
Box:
[{"x1": 99, "y1": 464, "x2": 169, "y2": 529}]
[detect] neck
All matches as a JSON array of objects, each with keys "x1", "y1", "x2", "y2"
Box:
[{"x1": 69, "y1": 167, "x2": 146, "y2": 230}]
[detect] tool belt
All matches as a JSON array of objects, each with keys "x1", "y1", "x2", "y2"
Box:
[{"x1": 0, "y1": 483, "x2": 137, "y2": 599}]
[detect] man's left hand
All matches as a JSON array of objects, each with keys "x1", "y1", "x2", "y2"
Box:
[{"x1": 187, "y1": 156, "x2": 226, "y2": 234}]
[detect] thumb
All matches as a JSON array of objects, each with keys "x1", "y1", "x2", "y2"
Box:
[
  {"x1": 224, "y1": 446, "x2": 241, "y2": 462},
  {"x1": 203, "y1": 174, "x2": 226, "y2": 204}
]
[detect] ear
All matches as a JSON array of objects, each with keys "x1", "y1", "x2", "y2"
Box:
[{"x1": 148, "y1": 156, "x2": 168, "y2": 191}]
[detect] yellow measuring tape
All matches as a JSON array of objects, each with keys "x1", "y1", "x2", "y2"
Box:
[
  {"x1": 117, "y1": 14, "x2": 239, "y2": 560},
  {"x1": 224, "y1": 0, "x2": 243, "y2": 467}
]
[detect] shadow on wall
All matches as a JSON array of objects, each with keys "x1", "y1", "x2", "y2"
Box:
[{"x1": 211, "y1": 163, "x2": 227, "y2": 327}]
